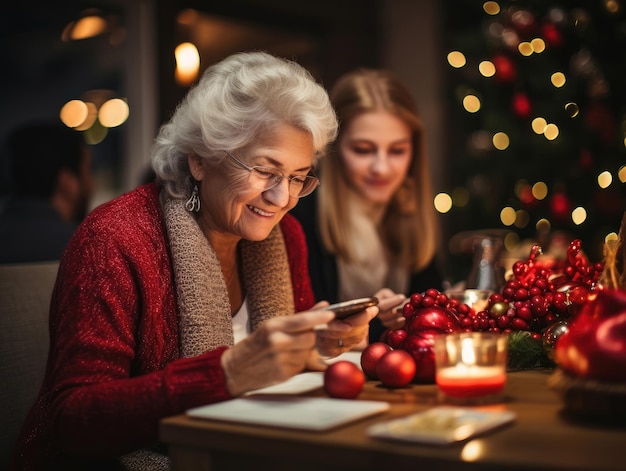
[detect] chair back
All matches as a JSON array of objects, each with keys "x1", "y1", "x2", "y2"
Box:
[{"x1": 0, "y1": 261, "x2": 59, "y2": 468}]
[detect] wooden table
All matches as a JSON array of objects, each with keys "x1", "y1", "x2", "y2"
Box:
[{"x1": 160, "y1": 370, "x2": 626, "y2": 471}]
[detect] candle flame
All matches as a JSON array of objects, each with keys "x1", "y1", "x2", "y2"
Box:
[{"x1": 461, "y1": 338, "x2": 477, "y2": 365}]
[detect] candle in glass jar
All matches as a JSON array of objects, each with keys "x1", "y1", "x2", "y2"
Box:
[
  {"x1": 434, "y1": 332, "x2": 508, "y2": 401},
  {"x1": 436, "y1": 365, "x2": 506, "y2": 398}
]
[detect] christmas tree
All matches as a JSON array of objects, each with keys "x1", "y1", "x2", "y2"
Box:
[{"x1": 442, "y1": 0, "x2": 626, "y2": 278}]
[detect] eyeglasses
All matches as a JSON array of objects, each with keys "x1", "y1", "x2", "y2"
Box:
[{"x1": 224, "y1": 151, "x2": 320, "y2": 198}]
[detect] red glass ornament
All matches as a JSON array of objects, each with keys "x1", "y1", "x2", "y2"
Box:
[
  {"x1": 376, "y1": 350, "x2": 417, "y2": 388},
  {"x1": 360, "y1": 342, "x2": 392, "y2": 380},
  {"x1": 323, "y1": 361, "x2": 365, "y2": 399},
  {"x1": 555, "y1": 289, "x2": 626, "y2": 382}
]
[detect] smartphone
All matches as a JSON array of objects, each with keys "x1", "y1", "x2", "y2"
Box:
[{"x1": 320, "y1": 296, "x2": 379, "y2": 319}]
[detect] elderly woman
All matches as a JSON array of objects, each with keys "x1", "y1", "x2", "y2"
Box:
[{"x1": 11, "y1": 52, "x2": 377, "y2": 470}]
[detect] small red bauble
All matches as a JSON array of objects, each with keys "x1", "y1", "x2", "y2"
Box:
[
  {"x1": 386, "y1": 329, "x2": 407, "y2": 349},
  {"x1": 323, "y1": 361, "x2": 365, "y2": 399},
  {"x1": 360, "y1": 342, "x2": 392, "y2": 380},
  {"x1": 376, "y1": 350, "x2": 417, "y2": 388}
]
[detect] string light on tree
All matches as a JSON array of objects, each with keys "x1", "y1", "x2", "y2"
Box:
[
  {"x1": 443, "y1": 0, "x2": 626, "y2": 274},
  {"x1": 572, "y1": 207, "x2": 587, "y2": 225}
]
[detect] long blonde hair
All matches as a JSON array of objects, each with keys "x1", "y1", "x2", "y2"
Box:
[{"x1": 317, "y1": 68, "x2": 439, "y2": 271}]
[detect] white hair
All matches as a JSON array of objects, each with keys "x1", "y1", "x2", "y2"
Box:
[{"x1": 151, "y1": 51, "x2": 338, "y2": 199}]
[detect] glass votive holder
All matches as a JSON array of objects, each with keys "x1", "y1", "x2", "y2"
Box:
[
  {"x1": 445, "y1": 289, "x2": 493, "y2": 312},
  {"x1": 434, "y1": 332, "x2": 508, "y2": 405}
]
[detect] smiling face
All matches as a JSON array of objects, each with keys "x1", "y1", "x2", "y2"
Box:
[
  {"x1": 189, "y1": 123, "x2": 315, "y2": 245},
  {"x1": 338, "y1": 110, "x2": 413, "y2": 205}
]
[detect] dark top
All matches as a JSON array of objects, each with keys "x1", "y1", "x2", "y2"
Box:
[
  {"x1": 290, "y1": 193, "x2": 444, "y2": 342},
  {"x1": 0, "y1": 197, "x2": 78, "y2": 263}
]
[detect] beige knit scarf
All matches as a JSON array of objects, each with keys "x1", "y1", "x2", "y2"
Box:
[
  {"x1": 162, "y1": 192, "x2": 295, "y2": 356},
  {"x1": 120, "y1": 192, "x2": 294, "y2": 470}
]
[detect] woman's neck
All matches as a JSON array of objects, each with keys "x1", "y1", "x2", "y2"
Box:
[{"x1": 346, "y1": 188, "x2": 386, "y2": 225}]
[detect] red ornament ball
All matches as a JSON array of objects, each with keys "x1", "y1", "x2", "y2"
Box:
[
  {"x1": 360, "y1": 342, "x2": 393, "y2": 380},
  {"x1": 376, "y1": 349, "x2": 417, "y2": 388},
  {"x1": 323, "y1": 361, "x2": 365, "y2": 399}
]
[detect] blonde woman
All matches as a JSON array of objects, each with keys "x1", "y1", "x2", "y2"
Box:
[{"x1": 291, "y1": 68, "x2": 442, "y2": 343}]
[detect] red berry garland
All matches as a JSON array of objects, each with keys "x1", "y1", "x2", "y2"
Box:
[
  {"x1": 383, "y1": 239, "x2": 603, "y2": 378},
  {"x1": 458, "y1": 239, "x2": 603, "y2": 337}
]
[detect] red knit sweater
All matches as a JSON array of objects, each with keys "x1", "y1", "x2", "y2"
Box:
[{"x1": 11, "y1": 183, "x2": 315, "y2": 469}]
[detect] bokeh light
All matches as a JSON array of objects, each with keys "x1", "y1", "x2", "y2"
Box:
[
  {"x1": 447, "y1": 51, "x2": 467, "y2": 68},
  {"x1": 99, "y1": 98, "x2": 129, "y2": 128},
  {"x1": 493, "y1": 132, "x2": 510, "y2": 150},
  {"x1": 544, "y1": 123, "x2": 559, "y2": 140},
  {"x1": 175, "y1": 42, "x2": 200, "y2": 86},
  {"x1": 478, "y1": 61, "x2": 496, "y2": 77},
  {"x1": 463, "y1": 94, "x2": 481, "y2": 113},
  {"x1": 60, "y1": 100, "x2": 89, "y2": 128},
  {"x1": 532, "y1": 117, "x2": 547, "y2": 134},
  {"x1": 74, "y1": 102, "x2": 98, "y2": 131},
  {"x1": 434, "y1": 193, "x2": 453, "y2": 213},
  {"x1": 483, "y1": 1, "x2": 501, "y2": 15},
  {"x1": 551, "y1": 72, "x2": 566, "y2": 87},
  {"x1": 536, "y1": 218, "x2": 551, "y2": 232},
  {"x1": 504, "y1": 232, "x2": 520, "y2": 252},
  {"x1": 63, "y1": 14, "x2": 108, "y2": 41},
  {"x1": 572, "y1": 207, "x2": 587, "y2": 225},
  {"x1": 518, "y1": 42, "x2": 533, "y2": 56},
  {"x1": 604, "y1": 0, "x2": 620, "y2": 14},
  {"x1": 597, "y1": 170, "x2": 612, "y2": 188},
  {"x1": 514, "y1": 209, "x2": 529, "y2": 228},
  {"x1": 532, "y1": 181, "x2": 548, "y2": 200},
  {"x1": 531, "y1": 38, "x2": 546, "y2": 53},
  {"x1": 500, "y1": 206, "x2": 516, "y2": 226}
]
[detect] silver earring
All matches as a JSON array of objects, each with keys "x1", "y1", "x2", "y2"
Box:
[{"x1": 185, "y1": 184, "x2": 200, "y2": 213}]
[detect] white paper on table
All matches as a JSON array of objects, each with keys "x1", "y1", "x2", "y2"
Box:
[
  {"x1": 187, "y1": 396, "x2": 390, "y2": 431},
  {"x1": 243, "y1": 372, "x2": 324, "y2": 396}
]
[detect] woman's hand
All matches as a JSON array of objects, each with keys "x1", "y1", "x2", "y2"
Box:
[
  {"x1": 313, "y1": 301, "x2": 378, "y2": 358},
  {"x1": 220, "y1": 308, "x2": 334, "y2": 396},
  {"x1": 373, "y1": 288, "x2": 408, "y2": 331}
]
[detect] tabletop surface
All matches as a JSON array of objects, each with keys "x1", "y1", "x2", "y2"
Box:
[{"x1": 160, "y1": 369, "x2": 626, "y2": 471}]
